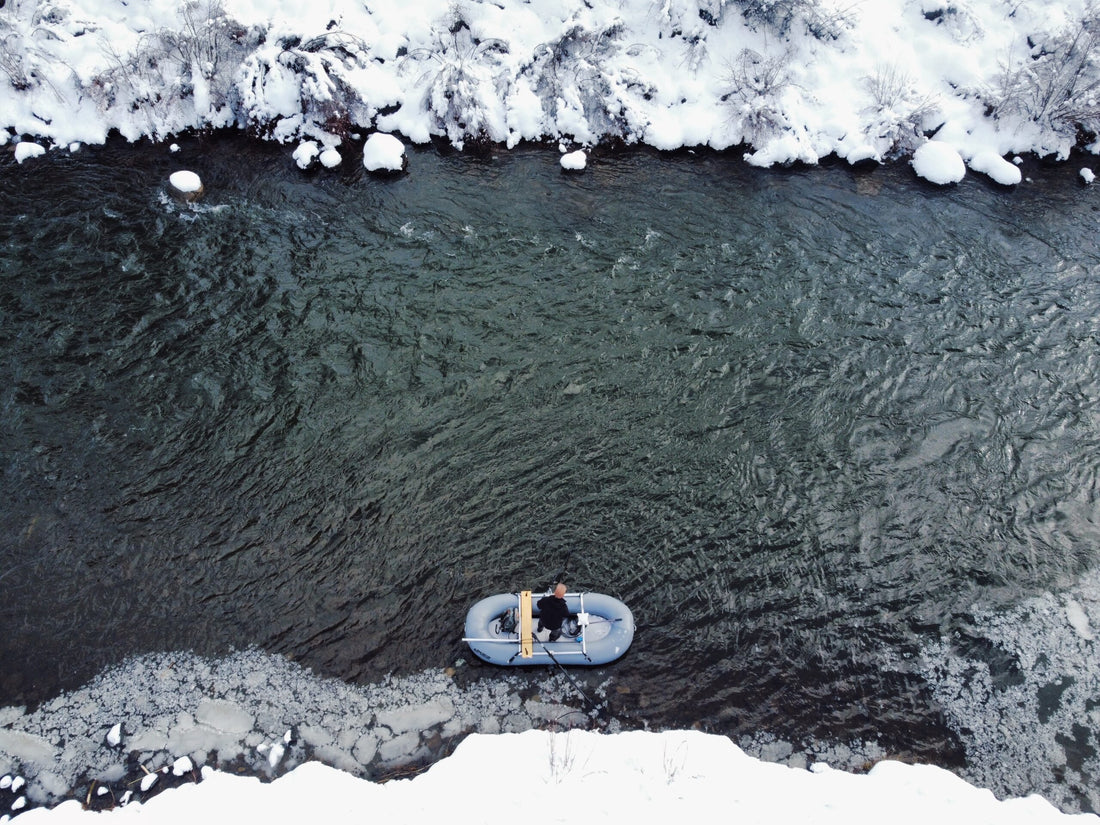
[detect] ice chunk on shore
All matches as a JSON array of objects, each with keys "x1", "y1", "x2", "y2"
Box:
[
  {"x1": 1065, "y1": 598, "x2": 1093, "y2": 639},
  {"x1": 195, "y1": 700, "x2": 253, "y2": 734},
  {"x1": 0, "y1": 730, "x2": 55, "y2": 766}
]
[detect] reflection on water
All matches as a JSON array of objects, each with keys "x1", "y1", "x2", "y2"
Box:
[{"x1": 2, "y1": 135, "x2": 1100, "y2": 809}]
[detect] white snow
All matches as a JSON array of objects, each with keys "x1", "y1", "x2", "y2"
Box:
[
  {"x1": 362, "y1": 133, "x2": 405, "y2": 172},
  {"x1": 10, "y1": 730, "x2": 1097, "y2": 824},
  {"x1": 3, "y1": 0, "x2": 1100, "y2": 179},
  {"x1": 1081, "y1": 168, "x2": 1095, "y2": 184},
  {"x1": 969, "y1": 150, "x2": 1023, "y2": 186},
  {"x1": 105, "y1": 724, "x2": 121, "y2": 748},
  {"x1": 912, "y1": 141, "x2": 966, "y2": 184},
  {"x1": 264, "y1": 742, "x2": 284, "y2": 769}
]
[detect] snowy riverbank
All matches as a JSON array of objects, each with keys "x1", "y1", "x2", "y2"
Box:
[
  {"x1": 8, "y1": 729, "x2": 1100, "y2": 824},
  {"x1": 4, "y1": 0, "x2": 1100, "y2": 182}
]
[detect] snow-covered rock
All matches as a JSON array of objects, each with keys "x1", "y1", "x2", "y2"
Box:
[
  {"x1": 1081, "y1": 168, "x2": 1095, "y2": 185},
  {"x1": 362, "y1": 134, "x2": 406, "y2": 173},
  {"x1": 14, "y1": 142, "x2": 45, "y2": 163},
  {"x1": 292, "y1": 140, "x2": 319, "y2": 170},
  {"x1": 168, "y1": 170, "x2": 203, "y2": 201},
  {"x1": 912, "y1": 142, "x2": 966, "y2": 185},
  {"x1": 560, "y1": 149, "x2": 587, "y2": 171}
]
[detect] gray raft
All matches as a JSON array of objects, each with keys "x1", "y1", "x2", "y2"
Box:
[{"x1": 463, "y1": 590, "x2": 634, "y2": 666}]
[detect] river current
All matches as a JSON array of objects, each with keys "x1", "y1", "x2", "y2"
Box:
[{"x1": 2, "y1": 135, "x2": 1100, "y2": 811}]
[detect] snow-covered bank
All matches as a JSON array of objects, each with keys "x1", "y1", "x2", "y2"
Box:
[
  {"x1": 4, "y1": 0, "x2": 1100, "y2": 182},
  {"x1": 0, "y1": 650, "x2": 611, "y2": 812},
  {"x1": 11, "y1": 730, "x2": 1100, "y2": 824}
]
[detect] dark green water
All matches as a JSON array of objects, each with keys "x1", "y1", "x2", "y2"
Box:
[{"x1": 3, "y1": 134, "x2": 1100, "y2": 805}]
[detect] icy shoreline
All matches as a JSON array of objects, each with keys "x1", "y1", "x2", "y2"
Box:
[
  {"x1": 4, "y1": 0, "x2": 1100, "y2": 183},
  {"x1": 0, "y1": 649, "x2": 894, "y2": 818},
  {"x1": 7, "y1": 730, "x2": 1099, "y2": 824}
]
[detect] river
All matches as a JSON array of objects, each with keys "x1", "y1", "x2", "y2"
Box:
[{"x1": 2, "y1": 134, "x2": 1099, "y2": 811}]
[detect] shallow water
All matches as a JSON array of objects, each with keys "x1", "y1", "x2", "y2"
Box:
[{"x1": 2, "y1": 135, "x2": 1100, "y2": 809}]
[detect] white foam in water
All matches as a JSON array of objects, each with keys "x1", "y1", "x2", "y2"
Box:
[{"x1": 917, "y1": 568, "x2": 1100, "y2": 813}]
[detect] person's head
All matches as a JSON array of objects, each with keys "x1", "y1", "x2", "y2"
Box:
[{"x1": 554, "y1": 582, "x2": 567, "y2": 598}]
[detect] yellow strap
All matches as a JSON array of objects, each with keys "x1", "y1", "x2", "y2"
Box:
[{"x1": 519, "y1": 590, "x2": 533, "y2": 659}]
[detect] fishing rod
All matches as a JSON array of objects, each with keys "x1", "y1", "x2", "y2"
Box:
[
  {"x1": 552, "y1": 550, "x2": 573, "y2": 590},
  {"x1": 535, "y1": 637, "x2": 603, "y2": 717}
]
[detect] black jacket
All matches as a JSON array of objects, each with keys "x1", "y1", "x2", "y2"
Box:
[{"x1": 536, "y1": 594, "x2": 570, "y2": 630}]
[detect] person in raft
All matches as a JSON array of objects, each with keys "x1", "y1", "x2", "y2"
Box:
[{"x1": 536, "y1": 583, "x2": 570, "y2": 641}]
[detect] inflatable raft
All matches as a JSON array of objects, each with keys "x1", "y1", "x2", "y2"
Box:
[{"x1": 463, "y1": 590, "x2": 634, "y2": 666}]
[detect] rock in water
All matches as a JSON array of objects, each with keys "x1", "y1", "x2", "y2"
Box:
[
  {"x1": 168, "y1": 170, "x2": 204, "y2": 201},
  {"x1": 362, "y1": 133, "x2": 407, "y2": 173},
  {"x1": 560, "y1": 149, "x2": 587, "y2": 171}
]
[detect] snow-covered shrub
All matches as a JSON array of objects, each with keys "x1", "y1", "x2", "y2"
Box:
[
  {"x1": 863, "y1": 64, "x2": 940, "y2": 157},
  {"x1": 87, "y1": 0, "x2": 258, "y2": 139},
  {"x1": 524, "y1": 14, "x2": 647, "y2": 144},
  {"x1": 0, "y1": 30, "x2": 30, "y2": 90},
  {"x1": 238, "y1": 29, "x2": 395, "y2": 143},
  {"x1": 733, "y1": 0, "x2": 851, "y2": 39},
  {"x1": 0, "y1": 0, "x2": 63, "y2": 92},
  {"x1": 284, "y1": 33, "x2": 371, "y2": 138},
  {"x1": 649, "y1": 0, "x2": 728, "y2": 70},
  {"x1": 724, "y1": 48, "x2": 791, "y2": 139},
  {"x1": 987, "y1": 9, "x2": 1100, "y2": 145},
  {"x1": 402, "y1": 11, "x2": 510, "y2": 149}
]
